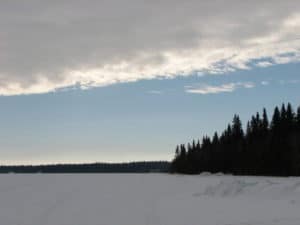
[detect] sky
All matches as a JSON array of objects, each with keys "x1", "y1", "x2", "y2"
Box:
[{"x1": 0, "y1": 0, "x2": 300, "y2": 164}]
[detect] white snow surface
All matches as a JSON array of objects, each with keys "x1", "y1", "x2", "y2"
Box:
[{"x1": 1, "y1": 174, "x2": 300, "y2": 225}]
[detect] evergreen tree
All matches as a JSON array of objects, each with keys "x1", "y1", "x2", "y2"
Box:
[
  {"x1": 196, "y1": 140, "x2": 201, "y2": 150},
  {"x1": 280, "y1": 103, "x2": 287, "y2": 121},
  {"x1": 262, "y1": 108, "x2": 269, "y2": 132},
  {"x1": 192, "y1": 140, "x2": 196, "y2": 150},
  {"x1": 246, "y1": 121, "x2": 251, "y2": 136},
  {"x1": 175, "y1": 145, "x2": 180, "y2": 156},
  {"x1": 297, "y1": 106, "x2": 300, "y2": 129},
  {"x1": 286, "y1": 103, "x2": 295, "y2": 128},
  {"x1": 232, "y1": 115, "x2": 244, "y2": 138},
  {"x1": 212, "y1": 132, "x2": 219, "y2": 144},
  {"x1": 271, "y1": 106, "x2": 280, "y2": 130}
]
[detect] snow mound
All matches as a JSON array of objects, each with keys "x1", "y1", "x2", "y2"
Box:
[{"x1": 199, "y1": 172, "x2": 212, "y2": 176}]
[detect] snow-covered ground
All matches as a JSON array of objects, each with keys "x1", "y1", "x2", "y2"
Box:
[{"x1": 0, "y1": 174, "x2": 300, "y2": 225}]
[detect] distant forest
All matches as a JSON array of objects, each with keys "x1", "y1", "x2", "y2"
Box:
[
  {"x1": 0, "y1": 161, "x2": 170, "y2": 173},
  {"x1": 171, "y1": 103, "x2": 300, "y2": 176}
]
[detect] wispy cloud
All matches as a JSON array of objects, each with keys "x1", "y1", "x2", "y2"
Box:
[
  {"x1": 147, "y1": 90, "x2": 163, "y2": 95},
  {"x1": 1, "y1": 1, "x2": 300, "y2": 95},
  {"x1": 185, "y1": 82, "x2": 255, "y2": 95},
  {"x1": 279, "y1": 79, "x2": 300, "y2": 85}
]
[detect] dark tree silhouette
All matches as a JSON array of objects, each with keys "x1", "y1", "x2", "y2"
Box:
[
  {"x1": 0, "y1": 161, "x2": 170, "y2": 173},
  {"x1": 171, "y1": 103, "x2": 300, "y2": 176}
]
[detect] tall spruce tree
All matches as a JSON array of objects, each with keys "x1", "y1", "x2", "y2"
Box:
[
  {"x1": 232, "y1": 115, "x2": 244, "y2": 138},
  {"x1": 286, "y1": 103, "x2": 295, "y2": 128},
  {"x1": 262, "y1": 108, "x2": 269, "y2": 131},
  {"x1": 297, "y1": 106, "x2": 300, "y2": 128},
  {"x1": 271, "y1": 106, "x2": 280, "y2": 130}
]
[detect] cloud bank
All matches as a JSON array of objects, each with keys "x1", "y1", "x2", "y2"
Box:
[{"x1": 1, "y1": 0, "x2": 300, "y2": 95}]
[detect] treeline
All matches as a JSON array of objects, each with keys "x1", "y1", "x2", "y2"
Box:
[
  {"x1": 0, "y1": 161, "x2": 170, "y2": 173},
  {"x1": 171, "y1": 103, "x2": 300, "y2": 176}
]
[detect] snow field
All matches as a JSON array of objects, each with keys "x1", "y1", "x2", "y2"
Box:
[{"x1": 0, "y1": 174, "x2": 300, "y2": 225}]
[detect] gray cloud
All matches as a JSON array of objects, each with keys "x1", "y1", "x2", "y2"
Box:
[{"x1": 1, "y1": 0, "x2": 300, "y2": 95}]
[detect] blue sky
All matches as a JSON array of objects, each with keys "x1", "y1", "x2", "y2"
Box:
[
  {"x1": 1, "y1": 1, "x2": 300, "y2": 164},
  {"x1": 0, "y1": 62, "x2": 299, "y2": 164}
]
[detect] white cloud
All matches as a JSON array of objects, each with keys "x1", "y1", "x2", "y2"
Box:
[
  {"x1": 1, "y1": 1, "x2": 300, "y2": 95},
  {"x1": 256, "y1": 61, "x2": 273, "y2": 68},
  {"x1": 261, "y1": 81, "x2": 270, "y2": 86},
  {"x1": 185, "y1": 82, "x2": 255, "y2": 95}
]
